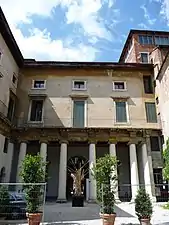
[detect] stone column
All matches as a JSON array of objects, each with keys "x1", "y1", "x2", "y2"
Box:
[
  {"x1": 142, "y1": 142, "x2": 153, "y2": 198},
  {"x1": 109, "y1": 141, "x2": 120, "y2": 202},
  {"x1": 89, "y1": 142, "x2": 97, "y2": 201},
  {"x1": 57, "y1": 141, "x2": 68, "y2": 202},
  {"x1": 5, "y1": 141, "x2": 14, "y2": 183},
  {"x1": 40, "y1": 141, "x2": 48, "y2": 181},
  {"x1": 16, "y1": 141, "x2": 27, "y2": 191},
  {"x1": 129, "y1": 142, "x2": 139, "y2": 201}
]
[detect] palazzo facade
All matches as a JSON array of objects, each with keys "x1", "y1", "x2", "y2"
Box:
[{"x1": 0, "y1": 7, "x2": 164, "y2": 202}]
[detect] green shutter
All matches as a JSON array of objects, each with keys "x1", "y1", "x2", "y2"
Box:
[
  {"x1": 73, "y1": 101, "x2": 85, "y2": 128},
  {"x1": 116, "y1": 101, "x2": 127, "y2": 122},
  {"x1": 145, "y1": 102, "x2": 157, "y2": 123}
]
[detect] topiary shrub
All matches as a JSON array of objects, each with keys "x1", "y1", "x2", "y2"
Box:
[
  {"x1": 135, "y1": 188, "x2": 153, "y2": 220},
  {"x1": 20, "y1": 154, "x2": 47, "y2": 213},
  {"x1": 0, "y1": 186, "x2": 10, "y2": 218},
  {"x1": 92, "y1": 154, "x2": 118, "y2": 214}
]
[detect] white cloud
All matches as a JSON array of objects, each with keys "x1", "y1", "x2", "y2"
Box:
[
  {"x1": 160, "y1": 0, "x2": 169, "y2": 26},
  {"x1": 140, "y1": 5, "x2": 156, "y2": 25},
  {"x1": 11, "y1": 25, "x2": 97, "y2": 61},
  {"x1": 138, "y1": 23, "x2": 149, "y2": 29},
  {"x1": 1, "y1": 0, "x2": 117, "y2": 61},
  {"x1": 66, "y1": 0, "x2": 112, "y2": 40}
]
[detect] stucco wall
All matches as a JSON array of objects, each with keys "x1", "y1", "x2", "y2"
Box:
[
  {"x1": 16, "y1": 69, "x2": 160, "y2": 130},
  {"x1": 0, "y1": 33, "x2": 19, "y2": 182}
]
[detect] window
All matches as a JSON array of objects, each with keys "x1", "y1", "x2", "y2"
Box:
[
  {"x1": 12, "y1": 73, "x2": 17, "y2": 84},
  {"x1": 155, "y1": 36, "x2": 169, "y2": 45},
  {"x1": 143, "y1": 76, "x2": 153, "y2": 94},
  {"x1": 72, "y1": 81, "x2": 86, "y2": 90},
  {"x1": 145, "y1": 102, "x2": 157, "y2": 123},
  {"x1": 73, "y1": 100, "x2": 85, "y2": 127},
  {"x1": 150, "y1": 136, "x2": 160, "y2": 151},
  {"x1": 138, "y1": 35, "x2": 153, "y2": 45},
  {"x1": 115, "y1": 101, "x2": 127, "y2": 123},
  {"x1": 29, "y1": 100, "x2": 43, "y2": 122},
  {"x1": 141, "y1": 53, "x2": 149, "y2": 63},
  {"x1": 156, "y1": 97, "x2": 159, "y2": 105},
  {"x1": 3, "y1": 138, "x2": 9, "y2": 153},
  {"x1": 0, "y1": 51, "x2": 2, "y2": 63},
  {"x1": 32, "y1": 80, "x2": 46, "y2": 89},
  {"x1": 113, "y1": 81, "x2": 126, "y2": 91},
  {"x1": 7, "y1": 98, "x2": 15, "y2": 121},
  {"x1": 153, "y1": 169, "x2": 163, "y2": 184},
  {"x1": 0, "y1": 167, "x2": 5, "y2": 183}
]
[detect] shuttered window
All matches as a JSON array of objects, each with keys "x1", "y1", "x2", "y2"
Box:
[
  {"x1": 115, "y1": 101, "x2": 127, "y2": 123},
  {"x1": 145, "y1": 102, "x2": 157, "y2": 123},
  {"x1": 73, "y1": 100, "x2": 85, "y2": 128}
]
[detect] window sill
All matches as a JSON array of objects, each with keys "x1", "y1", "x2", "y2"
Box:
[
  {"x1": 112, "y1": 89, "x2": 127, "y2": 92},
  {"x1": 31, "y1": 88, "x2": 46, "y2": 90},
  {"x1": 27, "y1": 120, "x2": 43, "y2": 123},
  {"x1": 72, "y1": 88, "x2": 87, "y2": 91},
  {"x1": 114, "y1": 122, "x2": 130, "y2": 125}
]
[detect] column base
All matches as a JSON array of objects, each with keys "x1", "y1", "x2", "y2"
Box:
[
  {"x1": 88, "y1": 199, "x2": 97, "y2": 203},
  {"x1": 56, "y1": 199, "x2": 67, "y2": 203},
  {"x1": 151, "y1": 196, "x2": 156, "y2": 203},
  {"x1": 115, "y1": 198, "x2": 121, "y2": 204}
]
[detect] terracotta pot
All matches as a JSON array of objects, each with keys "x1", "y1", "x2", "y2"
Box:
[
  {"x1": 26, "y1": 213, "x2": 42, "y2": 225},
  {"x1": 100, "y1": 213, "x2": 116, "y2": 225},
  {"x1": 140, "y1": 218, "x2": 151, "y2": 225}
]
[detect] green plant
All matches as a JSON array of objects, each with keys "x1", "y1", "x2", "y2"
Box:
[
  {"x1": 92, "y1": 154, "x2": 118, "y2": 214},
  {"x1": 135, "y1": 188, "x2": 153, "y2": 220},
  {"x1": 20, "y1": 154, "x2": 47, "y2": 213},
  {"x1": 163, "y1": 139, "x2": 169, "y2": 180},
  {"x1": 0, "y1": 186, "x2": 10, "y2": 217}
]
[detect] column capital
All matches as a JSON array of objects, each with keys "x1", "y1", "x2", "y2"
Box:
[
  {"x1": 39, "y1": 139, "x2": 48, "y2": 144},
  {"x1": 108, "y1": 137, "x2": 117, "y2": 144},
  {"x1": 128, "y1": 138, "x2": 139, "y2": 145},
  {"x1": 18, "y1": 140, "x2": 29, "y2": 144},
  {"x1": 59, "y1": 140, "x2": 68, "y2": 144},
  {"x1": 88, "y1": 139, "x2": 97, "y2": 144}
]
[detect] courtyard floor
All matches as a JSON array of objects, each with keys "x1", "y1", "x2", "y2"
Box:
[
  {"x1": 42, "y1": 202, "x2": 169, "y2": 225},
  {"x1": 1, "y1": 202, "x2": 169, "y2": 225}
]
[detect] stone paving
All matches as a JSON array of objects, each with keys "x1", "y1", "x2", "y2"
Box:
[
  {"x1": 1, "y1": 202, "x2": 169, "y2": 224},
  {"x1": 42, "y1": 202, "x2": 169, "y2": 225}
]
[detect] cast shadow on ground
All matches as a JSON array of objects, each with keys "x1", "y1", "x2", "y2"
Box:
[{"x1": 115, "y1": 205, "x2": 134, "y2": 218}]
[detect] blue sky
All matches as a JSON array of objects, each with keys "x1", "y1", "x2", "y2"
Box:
[{"x1": 1, "y1": 0, "x2": 169, "y2": 61}]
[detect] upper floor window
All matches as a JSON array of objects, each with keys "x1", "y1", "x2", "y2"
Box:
[
  {"x1": 0, "y1": 51, "x2": 3, "y2": 63},
  {"x1": 113, "y1": 81, "x2": 127, "y2": 91},
  {"x1": 115, "y1": 101, "x2": 128, "y2": 123},
  {"x1": 143, "y1": 76, "x2": 153, "y2": 94},
  {"x1": 150, "y1": 136, "x2": 160, "y2": 151},
  {"x1": 3, "y1": 138, "x2": 9, "y2": 153},
  {"x1": 155, "y1": 36, "x2": 169, "y2": 45},
  {"x1": 145, "y1": 102, "x2": 157, "y2": 123},
  {"x1": 72, "y1": 80, "x2": 87, "y2": 90},
  {"x1": 12, "y1": 73, "x2": 17, "y2": 85},
  {"x1": 141, "y1": 53, "x2": 149, "y2": 63},
  {"x1": 29, "y1": 99, "x2": 43, "y2": 122},
  {"x1": 32, "y1": 80, "x2": 46, "y2": 89},
  {"x1": 138, "y1": 35, "x2": 153, "y2": 45},
  {"x1": 73, "y1": 100, "x2": 85, "y2": 128}
]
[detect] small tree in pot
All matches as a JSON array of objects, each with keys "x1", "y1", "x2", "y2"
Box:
[
  {"x1": 92, "y1": 154, "x2": 118, "y2": 225},
  {"x1": 135, "y1": 188, "x2": 153, "y2": 225},
  {"x1": 20, "y1": 154, "x2": 47, "y2": 225}
]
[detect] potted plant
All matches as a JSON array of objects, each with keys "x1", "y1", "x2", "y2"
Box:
[
  {"x1": 92, "y1": 154, "x2": 118, "y2": 225},
  {"x1": 135, "y1": 188, "x2": 153, "y2": 225},
  {"x1": 0, "y1": 186, "x2": 10, "y2": 219},
  {"x1": 20, "y1": 154, "x2": 47, "y2": 225},
  {"x1": 67, "y1": 158, "x2": 88, "y2": 207}
]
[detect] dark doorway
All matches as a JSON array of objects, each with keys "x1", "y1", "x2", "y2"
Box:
[{"x1": 66, "y1": 156, "x2": 89, "y2": 200}]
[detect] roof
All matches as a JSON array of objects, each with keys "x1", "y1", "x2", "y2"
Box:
[
  {"x1": 23, "y1": 60, "x2": 153, "y2": 71},
  {"x1": 119, "y1": 29, "x2": 169, "y2": 63},
  {"x1": 0, "y1": 7, "x2": 23, "y2": 66}
]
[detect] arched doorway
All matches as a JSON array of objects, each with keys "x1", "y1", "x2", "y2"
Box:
[{"x1": 66, "y1": 156, "x2": 89, "y2": 200}]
